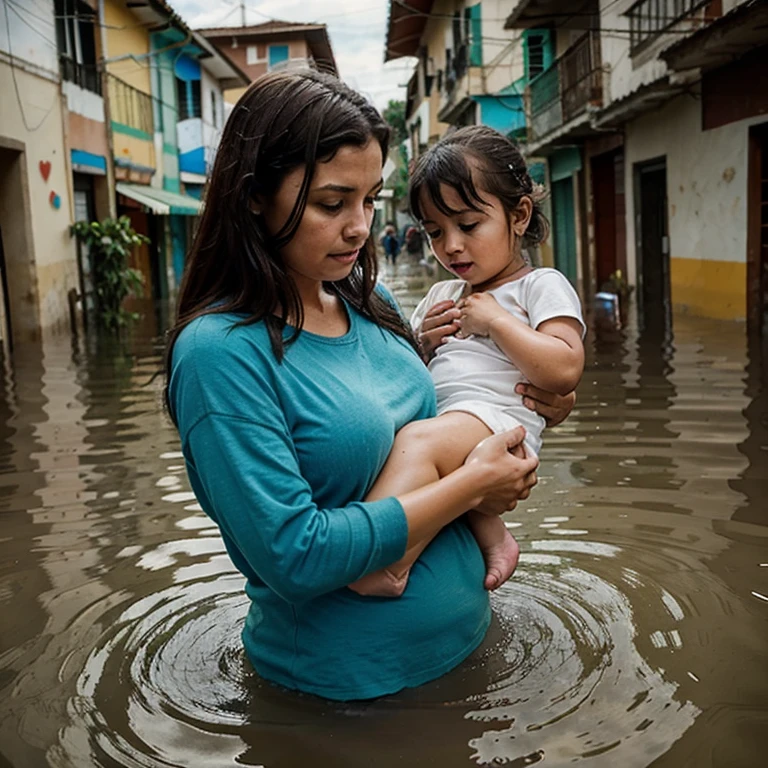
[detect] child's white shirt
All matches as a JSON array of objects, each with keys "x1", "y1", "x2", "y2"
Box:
[{"x1": 410, "y1": 268, "x2": 585, "y2": 455}]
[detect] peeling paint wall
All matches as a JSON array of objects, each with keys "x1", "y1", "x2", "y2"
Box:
[{"x1": 624, "y1": 92, "x2": 765, "y2": 320}]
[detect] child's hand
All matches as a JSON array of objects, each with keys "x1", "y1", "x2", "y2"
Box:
[
  {"x1": 457, "y1": 293, "x2": 506, "y2": 337},
  {"x1": 418, "y1": 300, "x2": 461, "y2": 360}
]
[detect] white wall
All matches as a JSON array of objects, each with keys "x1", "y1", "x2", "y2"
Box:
[
  {"x1": 599, "y1": 0, "x2": 669, "y2": 106},
  {"x1": 480, "y1": 0, "x2": 525, "y2": 93},
  {"x1": 0, "y1": 0, "x2": 59, "y2": 72},
  {"x1": 624, "y1": 92, "x2": 764, "y2": 278}
]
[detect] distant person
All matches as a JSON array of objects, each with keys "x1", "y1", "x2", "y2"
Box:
[
  {"x1": 350, "y1": 126, "x2": 585, "y2": 597},
  {"x1": 380, "y1": 221, "x2": 400, "y2": 266},
  {"x1": 165, "y1": 71, "x2": 575, "y2": 701},
  {"x1": 404, "y1": 224, "x2": 425, "y2": 260}
]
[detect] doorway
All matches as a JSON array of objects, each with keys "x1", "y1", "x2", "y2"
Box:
[
  {"x1": 747, "y1": 122, "x2": 768, "y2": 336},
  {"x1": 551, "y1": 176, "x2": 578, "y2": 285},
  {"x1": 592, "y1": 149, "x2": 626, "y2": 289},
  {"x1": 635, "y1": 158, "x2": 670, "y2": 332}
]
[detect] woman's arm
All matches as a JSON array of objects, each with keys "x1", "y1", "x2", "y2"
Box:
[{"x1": 349, "y1": 428, "x2": 534, "y2": 597}]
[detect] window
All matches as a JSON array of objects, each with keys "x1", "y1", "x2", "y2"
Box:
[
  {"x1": 268, "y1": 45, "x2": 289, "y2": 70},
  {"x1": 627, "y1": 0, "x2": 712, "y2": 55},
  {"x1": 176, "y1": 78, "x2": 201, "y2": 121},
  {"x1": 55, "y1": 0, "x2": 100, "y2": 94},
  {"x1": 211, "y1": 91, "x2": 217, "y2": 128},
  {"x1": 246, "y1": 46, "x2": 258, "y2": 66},
  {"x1": 525, "y1": 28, "x2": 553, "y2": 82}
]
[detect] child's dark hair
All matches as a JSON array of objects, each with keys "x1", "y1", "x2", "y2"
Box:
[{"x1": 409, "y1": 125, "x2": 549, "y2": 248}]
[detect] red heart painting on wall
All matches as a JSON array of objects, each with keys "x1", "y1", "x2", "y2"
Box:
[{"x1": 39, "y1": 160, "x2": 51, "y2": 182}]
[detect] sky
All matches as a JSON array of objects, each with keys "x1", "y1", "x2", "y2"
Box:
[{"x1": 171, "y1": 0, "x2": 416, "y2": 110}]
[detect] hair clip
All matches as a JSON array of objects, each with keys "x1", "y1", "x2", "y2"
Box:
[{"x1": 508, "y1": 164, "x2": 532, "y2": 193}]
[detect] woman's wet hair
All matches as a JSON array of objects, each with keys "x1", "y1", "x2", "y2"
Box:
[
  {"x1": 164, "y1": 70, "x2": 418, "y2": 415},
  {"x1": 409, "y1": 125, "x2": 549, "y2": 248}
]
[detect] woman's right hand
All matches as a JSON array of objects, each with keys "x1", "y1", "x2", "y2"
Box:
[
  {"x1": 418, "y1": 300, "x2": 461, "y2": 360},
  {"x1": 466, "y1": 426, "x2": 539, "y2": 514}
]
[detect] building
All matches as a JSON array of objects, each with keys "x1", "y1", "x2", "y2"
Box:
[
  {"x1": 505, "y1": 0, "x2": 768, "y2": 331},
  {"x1": 196, "y1": 21, "x2": 337, "y2": 107},
  {"x1": 103, "y1": 0, "x2": 247, "y2": 301},
  {"x1": 0, "y1": 0, "x2": 87, "y2": 347},
  {"x1": 385, "y1": 1, "x2": 558, "y2": 265}
]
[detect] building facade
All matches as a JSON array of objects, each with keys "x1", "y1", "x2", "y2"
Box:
[
  {"x1": 0, "y1": 0, "x2": 248, "y2": 345},
  {"x1": 196, "y1": 21, "x2": 337, "y2": 107},
  {"x1": 505, "y1": 0, "x2": 768, "y2": 330},
  {"x1": 0, "y1": 0, "x2": 87, "y2": 347}
]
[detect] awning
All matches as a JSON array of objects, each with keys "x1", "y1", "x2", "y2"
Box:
[{"x1": 116, "y1": 182, "x2": 202, "y2": 216}]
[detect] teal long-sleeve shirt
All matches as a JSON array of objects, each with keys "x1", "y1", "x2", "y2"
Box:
[{"x1": 169, "y1": 298, "x2": 491, "y2": 700}]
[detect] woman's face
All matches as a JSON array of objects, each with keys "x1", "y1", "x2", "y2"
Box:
[{"x1": 260, "y1": 141, "x2": 383, "y2": 293}]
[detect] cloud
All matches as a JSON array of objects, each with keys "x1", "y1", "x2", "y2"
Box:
[{"x1": 170, "y1": 0, "x2": 415, "y2": 110}]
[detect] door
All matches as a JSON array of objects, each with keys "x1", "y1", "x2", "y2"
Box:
[
  {"x1": 592, "y1": 149, "x2": 626, "y2": 290},
  {"x1": 747, "y1": 123, "x2": 768, "y2": 336},
  {"x1": 635, "y1": 159, "x2": 670, "y2": 332},
  {"x1": 551, "y1": 176, "x2": 577, "y2": 284},
  {"x1": 73, "y1": 173, "x2": 96, "y2": 320}
]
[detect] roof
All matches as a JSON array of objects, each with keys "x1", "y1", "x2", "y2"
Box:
[
  {"x1": 190, "y1": 31, "x2": 250, "y2": 88},
  {"x1": 196, "y1": 21, "x2": 337, "y2": 73},
  {"x1": 118, "y1": 1, "x2": 249, "y2": 86},
  {"x1": 661, "y1": 0, "x2": 768, "y2": 73},
  {"x1": 384, "y1": 0, "x2": 435, "y2": 62}
]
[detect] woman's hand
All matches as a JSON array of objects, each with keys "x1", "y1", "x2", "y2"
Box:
[
  {"x1": 466, "y1": 426, "x2": 538, "y2": 513},
  {"x1": 515, "y1": 383, "x2": 576, "y2": 428},
  {"x1": 418, "y1": 300, "x2": 461, "y2": 360},
  {"x1": 456, "y1": 293, "x2": 506, "y2": 337}
]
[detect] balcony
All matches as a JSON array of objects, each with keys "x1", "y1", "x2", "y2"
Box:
[
  {"x1": 529, "y1": 30, "x2": 603, "y2": 147},
  {"x1": 108, "y1": 74, "x2": 154, "y2": 137},
  {"x1": 438, "y1": 43, "x2": 482, "y2": 124},
  {"x1": 60, "y1": 54, "x2": 101, "y2": 95},
  {"x1": 627, "y1": 0, "x2": 719, "y2": 56}
]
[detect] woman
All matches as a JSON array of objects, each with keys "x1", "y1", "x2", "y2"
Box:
[{"x1": 165, "y1": 70, "x2": 573, "y2": 701}]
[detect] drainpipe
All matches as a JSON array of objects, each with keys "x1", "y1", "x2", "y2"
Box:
[{"x1": 98, "y1": 0, "x2": 117, "y2": 218}]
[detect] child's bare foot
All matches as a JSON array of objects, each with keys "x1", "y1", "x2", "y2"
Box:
[{"x1": 481, "y1": 528, "x2": 520, "y2": 590}]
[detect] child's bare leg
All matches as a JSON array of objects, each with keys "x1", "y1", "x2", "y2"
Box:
[
  {"x1": 467, "y1": 511, "x2": 520, "y2": 590},
  {"x1": 349, "y1": 412, "x2": 520, "y2": 596}
]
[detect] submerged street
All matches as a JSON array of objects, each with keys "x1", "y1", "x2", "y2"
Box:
[{"x1": 0, "y1": 266, "x2": 765, "y2": 767}]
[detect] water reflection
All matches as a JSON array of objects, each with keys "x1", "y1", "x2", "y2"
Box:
[{"x1": 0, "y1": 273, "x2": 766, "y2": 767}]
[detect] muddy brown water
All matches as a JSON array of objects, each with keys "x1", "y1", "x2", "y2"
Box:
[{"x1": 0, "y1": 268, "x2": 766, "y2": 768}]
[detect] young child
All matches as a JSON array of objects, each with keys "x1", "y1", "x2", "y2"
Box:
[{"x1": 349, "y1": 125, "x2": 585, "y2": 597}]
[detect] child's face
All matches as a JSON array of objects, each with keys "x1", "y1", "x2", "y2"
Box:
[{"x1": 419, "y1": 183, "x2": 524, "y2": 291}]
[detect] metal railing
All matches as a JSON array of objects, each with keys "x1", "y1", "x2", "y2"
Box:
[
  {"x1": 627, "y1": 0, "x2": 712, "y2": 55},
  {"x1": 59, "y1": 55, "x2": 101, "y2": 95},
  {"x1": 108, "y1": 74, "x2": 154, "y2": 136},
  {"x1": 529, "y1": 30, "x2": 602, "y2": 142},
  {"x1": 561, "y1": 30, "x2": 603, "y2": 123}
]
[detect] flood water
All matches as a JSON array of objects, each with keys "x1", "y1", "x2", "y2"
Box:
[{"x1": 0, "y1": 266, "x2": 766, "y2": 768}]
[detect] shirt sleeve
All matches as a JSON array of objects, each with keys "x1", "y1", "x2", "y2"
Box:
[
  {"x1": 525, "y1": 270, "x2": 587, "y2": 338},
  {"x1": 170, "y1": 321, "x2": 409, "y2": 605},
  {"x1": 183, "y1": 413, "x2": 408, "y2": 604}
]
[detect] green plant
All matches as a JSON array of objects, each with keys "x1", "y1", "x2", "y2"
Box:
[{"x1": 71, "y1": 216, "x2": 147, "y2": 332}]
